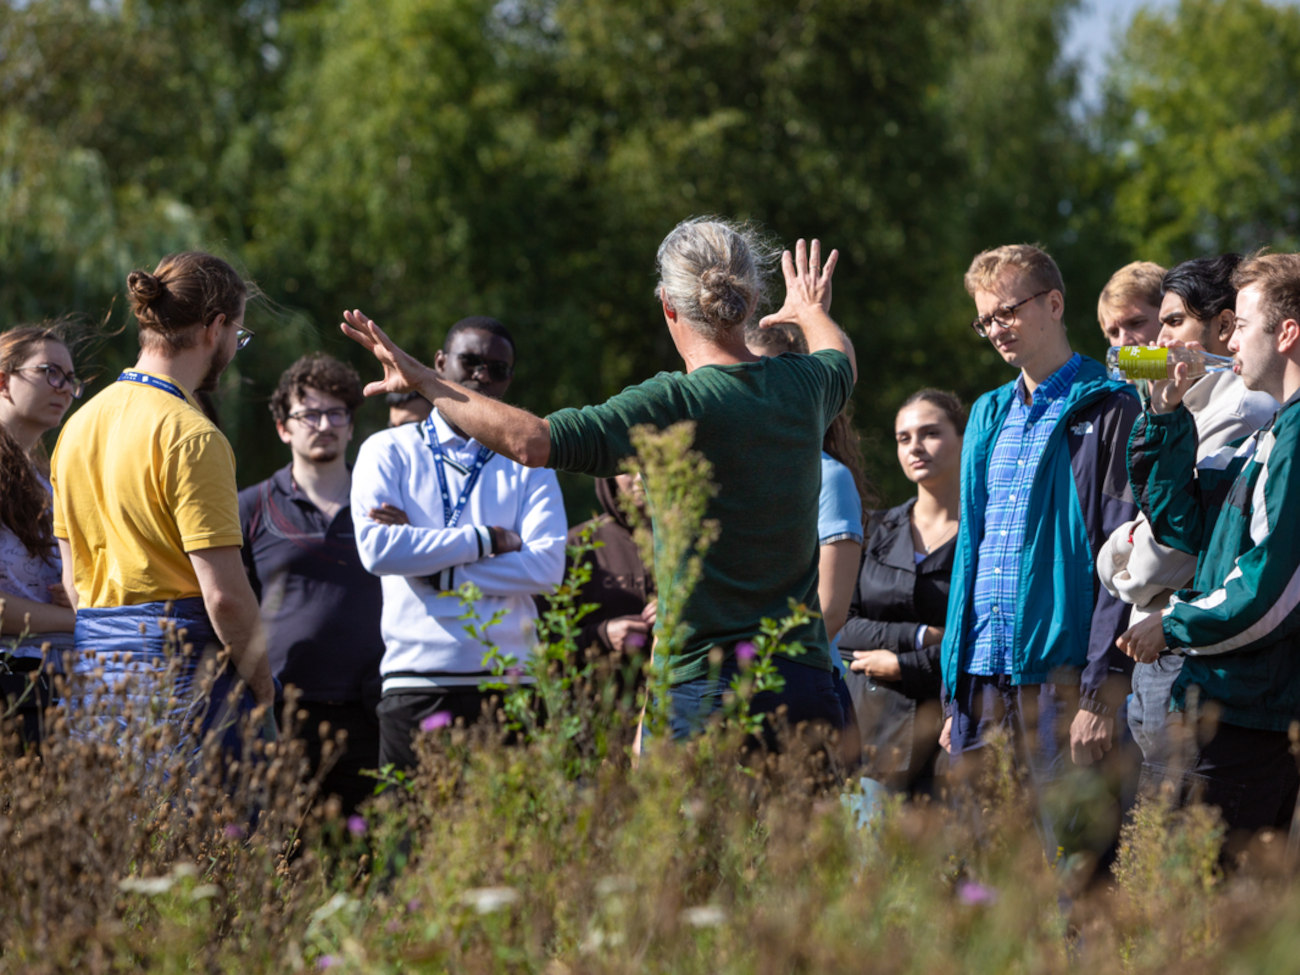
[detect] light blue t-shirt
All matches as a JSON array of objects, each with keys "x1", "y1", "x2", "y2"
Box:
[{"x1": 819, "y1": 452, "x2": 864, "y2": 673}]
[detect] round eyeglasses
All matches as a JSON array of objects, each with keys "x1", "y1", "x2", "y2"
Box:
[{"x1": 16, "y1": 363, "x2": 85, "y2": 399}]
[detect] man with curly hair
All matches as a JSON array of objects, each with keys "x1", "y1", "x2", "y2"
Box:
[{"x1": 239, "y1": 353, "x2": 383, "y2": 813}]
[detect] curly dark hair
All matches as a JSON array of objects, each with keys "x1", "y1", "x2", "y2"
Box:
[
  {"x1": 1, "y1": 325, "x2": 68, "y2": 561},
  {"x1": 269, "y1": 353, "x2": 365, "y2": 424}
]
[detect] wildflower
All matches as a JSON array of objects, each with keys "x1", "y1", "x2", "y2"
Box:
[
  {"x1": 735, "y1": 641, "x2": 756, "y2": 666},
  {"x1": 318, "y1": 955, "x2": 336, "y2": 970},
  {"x1": 462, "y1": 886, "x2": 520, "y2": 914},
  {"x1": 224, "y1": 823, "x2": 245, "y2": 840},
  {"x1": 505, "y1": 666, "x2": 524, "y2": 679},
  {"x1": 119, "y1": 875, "x2": 174, "y2": 895},
  {"x1": 681, "y1": 904, "x2": 727, "y2": 927},
  {"x1": 956, "y1": 880, "x2": 997, "y2": 906},
  {"x1": 625, "y1": 631, "x2": 646, "y2": 650},
  {"x1": 406, "y1": 898, "x2": 423, "y2": 913},
  {"x1": 346, "y1": 815, "x2": 367, "y2": 837},
  {"x1": 420, "y1": 710, "x2": 452, "y2": 732}
]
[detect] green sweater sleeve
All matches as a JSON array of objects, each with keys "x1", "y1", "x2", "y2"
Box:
[{"x1": 545, "y1": 373, "x2": 682, "y2": 477}]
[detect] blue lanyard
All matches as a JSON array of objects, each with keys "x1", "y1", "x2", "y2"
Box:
[
  {"x1": 423, "y1": 414, "x2": 494, "y2": 528},
  {"x1": 117, "y1": 370, "x2": 187, "y2": 401}
]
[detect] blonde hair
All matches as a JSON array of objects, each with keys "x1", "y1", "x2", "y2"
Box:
[
  {"x1": 963, "y1": 243, "x2": 1065, "y2": 299},
  {"x1": 1098, "y1": 261, "x2": 1165, "y2": 324},
  {"x1": 655, "y1": 217, "x2": 780, "y2": 340}
]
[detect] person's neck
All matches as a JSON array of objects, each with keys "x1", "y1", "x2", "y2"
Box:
[
  {"x1": 913, "y1": 477, "x2": 959, "y2": 526},
  {"x1": 291, "y1": 454, "x2": 350, "y2": 508},
  {"x1": 133, "y1": 347, "x2": 210, "y2": 395},
  {"x1": 1020, "y1": 343, "x2": 1074, "y2": 398},
  {"x1": 672, "y1": 322, "x2": 758, "y2": 373}
]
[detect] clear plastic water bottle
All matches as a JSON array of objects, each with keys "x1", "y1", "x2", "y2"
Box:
[{"x1": 1106, "y1": 345, "x2": 1235, "y2": 382}]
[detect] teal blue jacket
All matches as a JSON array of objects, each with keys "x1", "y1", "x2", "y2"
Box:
[
  {"x1": 1129, "y1": 393, "x2": 1300, "y2": 732},
  {"x1": 941, "y1": 357, "x2": 1140, "y2": 704}
]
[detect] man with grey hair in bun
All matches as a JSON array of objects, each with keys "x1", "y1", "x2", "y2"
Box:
[{"x1": 342, "y1": 217, "x2": 857, "y2": 746}]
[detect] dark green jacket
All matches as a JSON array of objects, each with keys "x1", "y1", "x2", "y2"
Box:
[{"x1": 1129, "y1": 393, "x2": 1300, "y2": 732}]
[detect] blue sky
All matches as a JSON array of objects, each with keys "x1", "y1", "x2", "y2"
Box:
[{"x1": 1064, "y1": 0, "x2": 1176, "y2": 105}]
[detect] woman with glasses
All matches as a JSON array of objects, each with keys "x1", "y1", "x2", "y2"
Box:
[{"x1": 0, "y1": 325, "x2": 82, "y2": 745}]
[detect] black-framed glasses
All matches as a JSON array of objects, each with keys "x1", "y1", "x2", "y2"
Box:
[
  {"x1": 236, "y1": 327, "x2": 255, "y2": 351},
  {"x1": 970, "y1": 289, "x2": 1051, "y2": 338},
  {"x1": 18, "y1": 363, "x2": 85, "y2": 399},
  {"x1": 287, "y1": 407, "x2": 352, "y2": 428},
  {"x1": 457, "y1": 352, "x2": 512, "y2": 382}
]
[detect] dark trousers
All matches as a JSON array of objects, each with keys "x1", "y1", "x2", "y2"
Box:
[
  {"x1": 0, "y1": 658, "x2": 53, "y2": 750},
  {"x1": 1143, "y1": 718, "x2": 1300, "y2": 834},
  {"x1": 293, "y1": 699, "x2": 381, "y2": 816},
  {"x1": 376, "y1": 687, "x2": 497, "y2": 772}
]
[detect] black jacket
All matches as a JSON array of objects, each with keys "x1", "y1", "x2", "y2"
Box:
[{"x1": 839, "y1": 498, "x2": 953, "y2": 703}]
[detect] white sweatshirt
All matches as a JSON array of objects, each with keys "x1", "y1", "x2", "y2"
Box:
[{"x1": 351, "y1": 411, "x2": 566, "y2": 687}]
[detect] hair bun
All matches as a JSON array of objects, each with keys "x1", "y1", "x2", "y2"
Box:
[
  {"x1": 127, "y1": 270, "x2": 163, "y2": 305},
  {"x1": 700, "y1": 266, "x2": 749, "y2": 328}
]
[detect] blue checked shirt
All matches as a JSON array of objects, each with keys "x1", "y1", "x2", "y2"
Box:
[{"x1": 964, "y1": 354, "x2": 1083, "y2": 676}]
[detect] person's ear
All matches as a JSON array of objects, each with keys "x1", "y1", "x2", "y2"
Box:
[
  {"x1": 205, "y1": 313, "x2": 227, "y2": 349},
  {"x1": 275, "y1": 419, "x2": 292, "y2": 445},
  {"x1": 433, "y1": 348, "x2": 448, "y2": 377},
  {"x1": 1276, "y1": 318, "x2": 1300, "y2": 354},
  {"x1": 1216, "y1": 309, "x2": 1235, "y2": 344}
]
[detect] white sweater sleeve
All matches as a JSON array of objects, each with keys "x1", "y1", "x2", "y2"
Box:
[
  {"x1": 454, "y1": 468, "x2": 567, "y2": 598},
  {"x1": 351, "y1": 433, "x2": 485, "y2": 576}
]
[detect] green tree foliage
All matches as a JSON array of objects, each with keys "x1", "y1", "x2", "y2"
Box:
[
  {"x1": 1099, "y1": 0, "x2": 1300, "y2": 265},
  {"x1": 0, "y1": 0, "x2": 1116, "y2": 496}
]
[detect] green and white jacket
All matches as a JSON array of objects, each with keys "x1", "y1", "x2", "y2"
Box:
[{"x1": 1129, "y1": 391, "x2": 1300, "y2": 732}]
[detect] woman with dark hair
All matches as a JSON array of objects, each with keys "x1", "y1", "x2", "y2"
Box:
[
  {"x1": 0, "y1": 325, "x2": 82, "y2": 743},
  {"x1": 841, "y1": 388, "x2": 965, "y2": 792}
]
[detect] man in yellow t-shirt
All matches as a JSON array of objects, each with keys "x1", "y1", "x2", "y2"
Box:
[{"x1": 51, "y1": 252, "x2": 273, "y2": 729}]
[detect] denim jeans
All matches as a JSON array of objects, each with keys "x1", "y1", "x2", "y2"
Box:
[{"x1": 667, "y1": 655, "x2": 844, "y2": 743}]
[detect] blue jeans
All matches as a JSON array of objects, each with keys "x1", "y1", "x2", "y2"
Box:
[{"x1": 667, "y1": 655, "x2": 844, "y2": 743}]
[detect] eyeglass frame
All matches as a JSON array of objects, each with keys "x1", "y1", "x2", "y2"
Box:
[
  {"x1": 286, "y1": 407, "x2": 353, "y2": 429},
  {"x1": 969, "y1": 289, "x2": 1052, "y2": 339},
  {"x1": 15, "y1": 363, "x2": 85, "y2": 399},
  {"x1": 456, "y1": 352, "x2": 513, "y2": 382}
]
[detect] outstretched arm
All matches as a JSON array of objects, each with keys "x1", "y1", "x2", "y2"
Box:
[
  {"x1": 758, "y1": 239, "x2": 857, "y2": 381},
  {"x1": 340, "y1": 310, "x2": 552, "y2": 467}
]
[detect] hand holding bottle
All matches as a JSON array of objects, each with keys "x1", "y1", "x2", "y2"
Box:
[{"x1": 1148, "y1": 340, "x2": 1207, "y2": 414}]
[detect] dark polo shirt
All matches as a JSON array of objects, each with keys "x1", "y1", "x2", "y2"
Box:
[{"x1": 238, "y1": 465, "x2": 383, "y2": 703}]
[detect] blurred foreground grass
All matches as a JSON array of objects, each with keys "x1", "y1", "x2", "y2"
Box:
[{"x1": 5, "y1": 422, "x2": 1300, "y2": 973}]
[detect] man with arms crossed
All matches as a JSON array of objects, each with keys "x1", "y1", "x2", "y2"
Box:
[
  {"x1": 351, "y1": 316, "x2": 566, "y2": 770},
  {"x1": 1118, "y1": 252, "x2": 1300, "y2": 835},
  {"x1": 342, "y1": 224, "x2": 856, "y2": 743}
]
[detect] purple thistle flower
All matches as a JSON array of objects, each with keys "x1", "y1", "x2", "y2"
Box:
[
  {"x1": 318, "y1": 955, "x2": 336, "y2": 969},
  {"x1": 505, "y1": 666, "x2": 524, "y2": 679},
  {"x1": 625, "y1": 631, "x2": 646, "y2": 649},
  {"x1": 735, "y1": 641, "x2": 757, "y2": 665},
  {"x1": 956, "y1": 880, "x2": 997, "y2": 906},
  {"x1": 420, "y1": 710, "x2": 452, "y2": 732},
  {"x1": 223, "y1": 823, "x2": 245, "y2": 840},
  {"x1": 346, "y1": 815, "x2": 367, "y2": 837}
]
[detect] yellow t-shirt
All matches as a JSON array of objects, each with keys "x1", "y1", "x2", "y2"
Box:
[{"x1": 51, "y1": 370, "x2": 242, "y2": 608}]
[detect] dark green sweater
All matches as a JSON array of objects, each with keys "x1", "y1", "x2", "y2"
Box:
[{"x1": 546, "y1": 349, "x2": 854, "y2": 684}]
